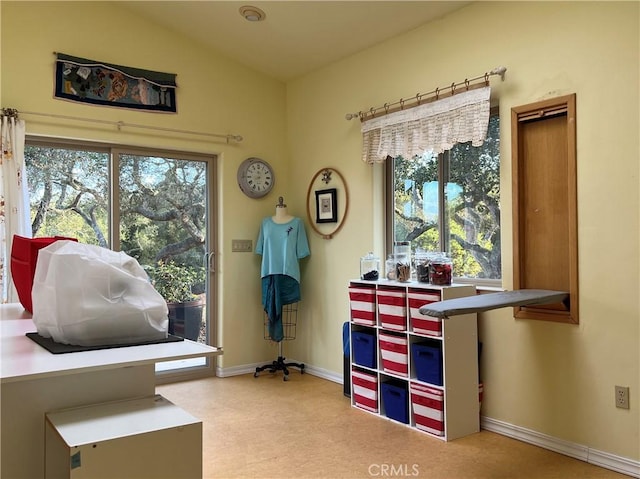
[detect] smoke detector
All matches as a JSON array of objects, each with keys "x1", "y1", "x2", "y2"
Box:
[{"x1": 239, "y1": 5, "x2": 266, "y2": 22}]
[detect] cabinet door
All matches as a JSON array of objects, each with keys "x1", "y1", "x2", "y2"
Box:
[{"x1": 512, "y1": 94, "x2": 578, "y2": 323}]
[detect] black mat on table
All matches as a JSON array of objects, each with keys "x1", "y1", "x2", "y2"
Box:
[{"x1": 26, "y1": 332, "x2": 184, "y2": 354}]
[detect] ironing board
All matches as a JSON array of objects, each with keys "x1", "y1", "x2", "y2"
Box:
[{"x1": 418, "y1": 289, "x2": 569, "y2": 319}]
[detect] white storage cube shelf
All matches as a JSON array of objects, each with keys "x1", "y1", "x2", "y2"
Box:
[
  {"x1": 45, "y1": 395, "x2": 202, "y2": 479},
  {"x1": 349, "y1": 280, "x2": 480, "y2": 441}
]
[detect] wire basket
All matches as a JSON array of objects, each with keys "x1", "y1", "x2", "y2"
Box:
[{"x1": 264, "y1": 302, "x2": 298, "y2": 341}]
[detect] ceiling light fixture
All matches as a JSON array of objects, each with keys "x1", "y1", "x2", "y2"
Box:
[{"x1": 239, "y1": 5, "x2": 266, "y2": 22}]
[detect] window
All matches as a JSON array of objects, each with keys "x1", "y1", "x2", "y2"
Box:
[
  {"x1": 24, "y1": 138, "x2": 218, "y2": 374},
  {"x1": 386, "y1": 112, "x2": 501, "y2": 284}
]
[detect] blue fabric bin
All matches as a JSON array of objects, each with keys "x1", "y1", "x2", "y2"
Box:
[
  {"x1": 352, "y1": 330, "x2": 376, "y2": 369},
  {"x1": 381, "y1": 381, "x2": 409, "y2": 424},
  {"x1": 411, "y1": 342, "x2": 443, "y2": 386}
]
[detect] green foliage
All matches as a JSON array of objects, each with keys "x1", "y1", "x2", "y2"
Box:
[
  {"x1": 392, "y1": 115, "x2": 501, "y2": 280},
  {"x1": 25, "y1": 145, "x2": 208, "y2": 278},
  {"x1": 147, "y1": 260, "x2": 205, "y2": 303}
]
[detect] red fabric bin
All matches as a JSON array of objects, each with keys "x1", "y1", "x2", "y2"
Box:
[
  {"x1": 408, "y1": 290, "x2": 442, "y2": 337},
  {"x1": 352, "y1": 369, "x2": 378, "y2": 412},
  {"x1": 379, "y1": 333, "x2": 408, "y2": 377},
  {"x1": 349, "y1": 286, "x2": 376, "y2": 326},
  {"x1": 376, "y1": 288, "x2": 406, "y2": 331},
  {"x1": 10, "y1": 235, "x2": 77, "y2": 313},
  {"x1": 410, "y1": 382, "x2": 444, "y2": 436}
]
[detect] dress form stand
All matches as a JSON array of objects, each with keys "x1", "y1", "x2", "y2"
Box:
[
  {"x1": 254, "y1": 302, "x2": 305, "y2": 381},
  {"x1": 254, "y1": 197, "x2": 305, "y2": 381}
]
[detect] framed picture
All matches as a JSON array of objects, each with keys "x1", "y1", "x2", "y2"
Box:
[{"x1": 315, "y1": 188, "x2": 338, "y2": 223}]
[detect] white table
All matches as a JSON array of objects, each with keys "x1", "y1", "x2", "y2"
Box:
[{"x1": 0, "y1": 303, "x2": 222, "y2": 479}]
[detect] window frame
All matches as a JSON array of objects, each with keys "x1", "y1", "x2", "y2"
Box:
[
  {"x1": 23, "y1": 135, "x2": 220, "y2": 379},
  {"x1": 384, "y1": 107, "x2": 502, "y2": 288}
]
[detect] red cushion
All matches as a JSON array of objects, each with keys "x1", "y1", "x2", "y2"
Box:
[{"x1": 10, "y1": 235, "x2": 77, "y2": 313}]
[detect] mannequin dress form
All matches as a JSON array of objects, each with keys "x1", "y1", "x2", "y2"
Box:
[
  {"x1": 272, "y1": 196, "x2": 293, "y2": 224},
  {"x1": 254, "y1": 196, "x2": 309, "y2": 380}
]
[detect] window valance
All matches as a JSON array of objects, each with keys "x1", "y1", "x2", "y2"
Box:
[{"x1": 361, "y1": 86, "x2": 491, "y2": 164}]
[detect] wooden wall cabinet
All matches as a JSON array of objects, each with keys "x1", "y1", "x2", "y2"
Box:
[{"x1": 511, "y1": 94, "x2": 578, "y2": 323}]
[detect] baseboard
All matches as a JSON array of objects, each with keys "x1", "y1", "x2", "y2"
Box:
[
  {"x1": 216, "y1": 362, "x2": 260, "y2": 377},
  {"x1": 216, "y1": 358, "x2": 342, "y2": 384},
  {"x1": 300, "y1": 363, "x2": 342, "y2": 384},
  {"x1": 481, "y1": 416, "x2": 640, "y2": 478}
]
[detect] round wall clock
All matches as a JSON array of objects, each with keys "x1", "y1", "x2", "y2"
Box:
[{"x1": 237, "y1": 157, "x2": 275, "y2": 198}]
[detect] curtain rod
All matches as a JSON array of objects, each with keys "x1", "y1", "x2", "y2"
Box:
[
  {"x1": 5, "y1": 109, "x2": 243, "y2": 143},
  {"x1": 345, "y1": 66, "x2": 507, "y2": 122}
]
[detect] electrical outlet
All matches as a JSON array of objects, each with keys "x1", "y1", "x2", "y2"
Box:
[{"x1": 615, "y1": 385, "x2": 630, "y2": 409}]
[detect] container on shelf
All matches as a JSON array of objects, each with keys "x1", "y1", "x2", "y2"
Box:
[
  {"x1": 381, "y1": 380, "x2": 409, "y2": 424},
  {"x1": 393, "y1": 242, "x2": 412, "y2": 282},
  {"x1": 395, "y1": 257, "x2": 412, "y2": 283},
  {"x1": 348, "y1": 285, "x2": 376, "y2": 326},
  {"x1": 429, "y1": 253, "x2": 453, "y2": 286},
  {"x1": 385, "y1": 255, "x2": 397, "y2": 281},
  {"x1": 408, "y1": 290, "x2": 443, "y2": 337},
  {"x1": 411, "y1": 341, "x2": 443, "y2": 386},
  {"x1": 410, "y1": 382, "x2": 445, "y2": 436},
  {"x1": 352, "y1": 330, "x2": 377, "y2": 369},
  {"x1": 352, "y1": 369, "x2": 378, "y2": 412},
  {"x1": 379, "y1": 332, "x2": 408, "y2": 376},
  {"x1": 393, "y1": 241, "x2": 411, "y2": 257},
  {"x1": 360, "y1": 252, "x2": 380, "y2": 281},
  {"x1": 376, "y1": 288, "x2": 407, "y2": 331},
  {"x1": 414, "y1": 251, "x2": 434, "y2": 283}
]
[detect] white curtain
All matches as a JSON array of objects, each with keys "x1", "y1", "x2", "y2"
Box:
[
  {"x1": 361, "y1": 86, "x2": 491, "y2": 164},
  {"x1": 1, "y1": 113, "x2": 30, "y2": 303}
]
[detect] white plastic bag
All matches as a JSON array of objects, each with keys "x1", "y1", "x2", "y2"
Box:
[{"x1": 32, "y1": 240, "x2": 169, "y2": 346}]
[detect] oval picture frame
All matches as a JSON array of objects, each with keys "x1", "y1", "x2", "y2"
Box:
[{"x1": 306, "y1": 167, "x2": 349, "y2": 239}]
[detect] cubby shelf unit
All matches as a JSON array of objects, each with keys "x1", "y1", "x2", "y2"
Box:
[{"x1": 349, "y1": 280, "x2": 480, "y2": 441}]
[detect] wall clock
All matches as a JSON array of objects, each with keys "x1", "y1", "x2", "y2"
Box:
[{"x1": 237, "y1": 157, "x2": 275, "y2": 198}]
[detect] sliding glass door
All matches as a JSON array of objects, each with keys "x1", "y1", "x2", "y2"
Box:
[{"x1": 24, "y1": 140, "x2": 217, "y2": 376}]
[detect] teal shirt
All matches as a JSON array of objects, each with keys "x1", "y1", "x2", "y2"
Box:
[{"x1": 256, "y1": 217, "x2": 310, "y2": 283}]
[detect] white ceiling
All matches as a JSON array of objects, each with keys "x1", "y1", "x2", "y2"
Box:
[{"x1": 122, "y1": 1, "x2": 471, "y2": 81}]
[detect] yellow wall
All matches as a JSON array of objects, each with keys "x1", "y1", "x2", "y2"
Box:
[
  {"x1": 3, "y1": 0, "x2": 639, "y2": 463},
  {"x1": 0, "y1": 1, "x2": 292, "y2": 369},
  {"x1": 287, "y1": 1, "x2": 639, "y2": 461}
]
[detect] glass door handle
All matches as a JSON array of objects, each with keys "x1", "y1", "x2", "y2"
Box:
[{"x1": 203, "y1": 251, "x2": 215, "y2": 274}]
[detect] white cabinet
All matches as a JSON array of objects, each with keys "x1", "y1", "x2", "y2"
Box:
[
  {"x1": 349, "y1": 280, "x2": 479, "y2": 441},
  {"x1": 45, "y1": 395, "x2": 202, "y2": 479}
]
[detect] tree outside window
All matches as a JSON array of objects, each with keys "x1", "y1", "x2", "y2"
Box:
[
  {"x1": 24, "y1": 143, "x2": 209, "y2": 309},
  {"x1": 388, "y1": 114, "x2": 501, "y2": 282}
]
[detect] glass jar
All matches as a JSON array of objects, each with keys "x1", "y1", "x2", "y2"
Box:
[
  {"x1": 393, "y1": 241, "x2": 412, "y2": 282},
  {"x1": 394, "y1": 255, "x2": 410, "y2": 283},
  {"x1": 429, "y1": 253, "x2": 453, "y2": 286},
  {"x1": 385, "y1": 254, "x2": 397, "y2": 281},
  {"x1": 414, "y1": 251, "x2": 433, "y2": 283},
  {"x1": 393, "y1": 241, "x2": 411, "y2": 258},
  {"x1": 360, "y1": 252, "x2": 380, "y2": 281}
]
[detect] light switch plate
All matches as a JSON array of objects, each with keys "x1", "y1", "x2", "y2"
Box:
[{"x1": 232, "y1": 239, "x2": 253, "y2": 252}]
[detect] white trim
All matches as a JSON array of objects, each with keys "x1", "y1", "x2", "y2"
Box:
[
  {"x1": 215, "y1": 362, "x2": 261, "y2": 377},
  {"x1": 481, "y1": 416, "x2": 640, "y2": 478},
  {"x1": 588, "y1": 449, "x2": 640, "y2": 478},
  {"x1": 292, "y1": 363, "x2": 343, "y2": 383},
  {"x1": 216, "y1": 359, "x2": 343, "y2": 384}
]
